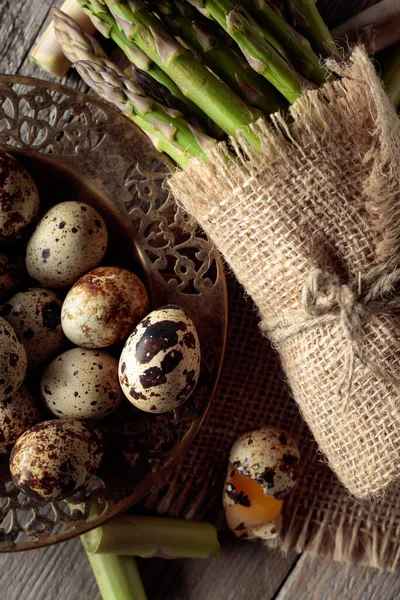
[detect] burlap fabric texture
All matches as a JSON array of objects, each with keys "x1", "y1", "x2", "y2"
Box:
[
  {"x1": 169, "y1": 47, "x2": 400, "y2": 501},
  {"x1": 146, "y1": 269, "x2": 400, "y2": 570}
]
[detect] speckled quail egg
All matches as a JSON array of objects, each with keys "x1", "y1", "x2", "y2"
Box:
[
  {"x1": 26, "y1": 201, "x2": 108, "y2": 288},
  {"x1": 0, "y1": 152, "x2": 40, "y2": 243},
  {"x1": 0, "y1": 317, "x2": 27, "y2": 402},
  {"x1": 41, "y1": 347, "x2": 122, "y2": 419},
  {"x1": 118, "y1": 305, "x2": 201, "y2": 414},
  {"x1": 0, "y1": 387, "x2": 39, "y2": 453},
  {"x1": 229, "y1": 426, "x2": 300, "y2": 499},
  {"x1": 61, "y1": 266, "x2": 149, "y2": 348},
  {"x1": 223, "y1": 463, "x2": 283, "y2": 540},
  {"x1": 0, "y1": 251, "x2": 25, "y2": 303},
  {"x1": 10, "y1": 419, "x2": 103, "y2": 501},
  {"x1": 0, "y1": 288, "x2": 67, "y2": 368}
]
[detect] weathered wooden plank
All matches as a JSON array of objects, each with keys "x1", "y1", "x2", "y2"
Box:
[
  {"x1": 139, "y1": 536, "x2": 299, "y2": 600},
  {"x1": 277, "y1": 554, "x2": 400, "y2": 600},
  {"x1": 0, "y1": 0, "x2": 54, "y2": 75},
  {"x1": 0, "y1": 539, "x2": 99, "y2": 600},
  {"x1": 0, "y1": 535, "x2": 297, "y2": 600}
]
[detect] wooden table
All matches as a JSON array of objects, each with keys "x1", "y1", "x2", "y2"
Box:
[{"x1": 2, "y1": 0, "x2": 400, "y2": 598}]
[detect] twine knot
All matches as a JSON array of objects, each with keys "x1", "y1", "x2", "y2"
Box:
[{"x1": 266, "y1": 268, "x2": 400, "y2": 411}]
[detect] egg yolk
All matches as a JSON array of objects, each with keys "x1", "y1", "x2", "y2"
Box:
[{"x1": 224, "y1": 464, "x2": 283, "y2": 532}]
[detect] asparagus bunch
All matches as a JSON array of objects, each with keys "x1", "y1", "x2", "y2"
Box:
[
  {"x1": 75, "y1": 0, "x2": 218, "y2": 131},
  {"x1": 54, "y1": 0, "x2": 337, "y2": 164},
  {"x1": 53, "y1": 7, "x2": 216, "y2": 166},
  {"x1": 105, "y1": 0, "x2": 307, "y2": 104},
  {"x1": 192, "y1": 0, "x2": 327, "y2": 84},
  {"x1": 154, "y1": 0, "x2": 287, "y2": 114}
]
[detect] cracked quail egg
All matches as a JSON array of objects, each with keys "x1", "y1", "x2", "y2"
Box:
[
  {"x1": 41, "y1": 347, "x2": 122, "y2": 419},
  {"x1": 0, "y1": 152, "x2": 40, "y2": 243},
  {"x1": 229, "y1": 426, "x2": 300, "y2": 499},
  {"x1": 26, "y1": 201, "x2": 108, "y2": 288},
  {"x1": 0, "y1": 251, "x2": 25, "y2": 303},
  {"x1": 0, "y1": 317, "x2": 27, "y2": 401},
  {"x1": 118, "y1": 305, "x2": 201, "y2": 414},
  {"x1": 223, "y1": 463, "x2": 283, "y2": 540},
  {"x1": 61, "y1": 266, "x2": 149, "y2": 348},
  {"x1": 0, "y1": 387, "x2": 39, "y2": 453},
  {"x1": 10, "y1": 419, "x2": 103, "y2": 501},
  {"x1": 0, "y1": 288, "x2": 67, "y2": 368}
]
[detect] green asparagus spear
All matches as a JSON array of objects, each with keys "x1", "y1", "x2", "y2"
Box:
[
  {"x1": 242, "y1": 0, "x2": 326, "y2": 84},
  {"x1": 53, "y1": 10, "x2": 217, "y2": 165},
  {"x1": 77, "y1": 0, "x2": 216, "y2": 130},
  {"x1": 155, "y1": 0, "x2": 286, "y2": 114},
  {"x1": 228, "y1": 7, "x2": 311, "y2": 101},
  {"x1": 52, "y1": 7, "x2": 115, "y2": 66},
  {"x1": 186, "y1": 0, "x2": 306, "y2": 102},
  {"x1": 103, "y1": 0, "x2": 264, "y2": 147},
  {"x1": 288, "y1": 0, "x2": 337, "y2": 57},
  {"x1": 76, "y1": 59, "x2": 215, "y2": 164}
]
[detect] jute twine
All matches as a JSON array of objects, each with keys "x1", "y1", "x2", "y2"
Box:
[
  {"x1": 168, "y1": 47, "x2": 400, "y2": 500},
  {"x1": 267, "y1": 268, "x2": 400, "y2": 412}
]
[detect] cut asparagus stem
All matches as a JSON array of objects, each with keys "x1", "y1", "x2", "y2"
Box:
[
  {"x1": 155, "y1": 0, "x2": 286, "y2": 114},
  {"x1": 82, "y1": 515, "x2": 220, "y2": 558},
  {"x1": 102, "y1": 0, "x2": 264, "y2": 147},
  {"x1": 77, "y1": 0, "x2": 216, "y2": 131},
  {"x1": 381, "y1": 41, "x2": 400, "y2": 109},
  {"x1": 242, "y1": 0, "x2": 326, "y2": 84},
  {"x1": 78, "y1": 501, "x2": 148, "y2": 600},
  {"x1": 75, "y1": 59, "x2": 214, "y2": 163},
  {"x1": 31, "y1": 0, "x2": 96, "y2": 76},
  {"x1": 288, "y1": 0, "x2": 337, "y2": 57},
  {"x1": 84, "y1": 550, "x2": 148, "y2": 600},
  {"x1": 186, "y1": 0, "x2": 307, "y2": 102}
]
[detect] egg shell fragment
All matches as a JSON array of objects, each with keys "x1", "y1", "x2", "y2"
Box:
[
  {"x1": 0, "y1": 317, "x2": 27, "y2": 401},
  {"x1": 118, "y1": 305, "x2": 201, "y2": 414},
  {"x1": 250, "y1": 519, "x2": 281, "y2": 540},
  {"x1": 0, "y1": 387, "x2": 39, "y2": 453},
  {"x1": 229, "y1": 427, "x2": 300, "y2": 499},
  {"x1": 10, "y1": 419, "x2": 103, "y2": 501},
  {"x1": 61, "y1": 266, "x2": 149, "y2": 348},
  {"x1": 1, "y1": 288, "x2": 67, "y2": 368},
  {"x1": 26, "y1": 201, "x2": 108, "y2": 288},
  {"x1": 0, "y1": 152, "x2": 40, "y2": 243},
  {"x1": 41, "y1": 347, "x2": 123, "y2": 419},
  {"x1": 0, "y1": 252, "x2": 25, "y2": 303}
]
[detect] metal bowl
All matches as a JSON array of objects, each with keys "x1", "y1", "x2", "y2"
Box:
[{"x1": 0, "y1": 75, "x2": 227, "y2": 551}]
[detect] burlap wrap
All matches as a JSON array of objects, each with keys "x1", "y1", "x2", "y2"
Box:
[{"x1": 169, "y1": 48, "x2": 400, "y2": 500}]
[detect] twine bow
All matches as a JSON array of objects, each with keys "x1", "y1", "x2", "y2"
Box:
[{"x1": 266, "y1": 268, "x2": 400, "y2": 411}]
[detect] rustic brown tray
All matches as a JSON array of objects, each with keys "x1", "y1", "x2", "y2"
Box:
[{"x1": 0, "y1": 74, "x2": 227, "y2": 551}]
